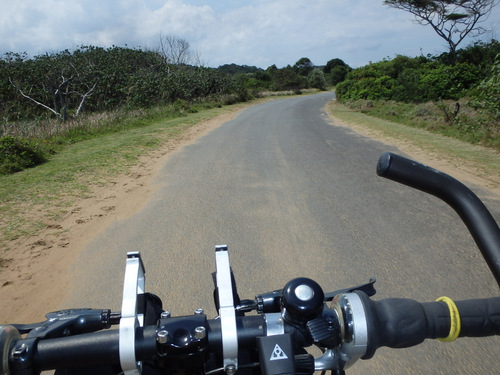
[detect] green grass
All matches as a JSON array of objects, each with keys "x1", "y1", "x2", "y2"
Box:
[
  {"x1": 328, "y1": 100, "x2": 500, "y2": 183},
  {"x1": 0, "y1": 102, "x2": 248, "y2": 251},
  {"x1": 340, "y1": 99, "x2": 500, "y2": 151}
]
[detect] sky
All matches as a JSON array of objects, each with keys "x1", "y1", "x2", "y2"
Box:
[{"x1": 1, "y1": 0, "x2": 499, "y2": 69}]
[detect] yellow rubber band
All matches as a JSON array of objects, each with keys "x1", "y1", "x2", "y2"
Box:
[{"x1": 436, "y1": 296, "x2": 461, "y2": 342}]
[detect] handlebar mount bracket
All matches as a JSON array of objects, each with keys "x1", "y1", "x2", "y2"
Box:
[
  {"x1": 119, "y1": 251, "x2": 146, "y2": 375},
  {"x1": 215, "y1": 245, "x2": 239, "y2": 373}
]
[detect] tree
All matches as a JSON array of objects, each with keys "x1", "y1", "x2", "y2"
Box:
[
  {"x1": 307, "y1": 69, "x2": 327, "y2": 90},
  {"x1": 270, "y1": 65, "x2": 307, "y2": 91},
  {"x1": 324, "y1": 58, "x2": 352, "y2": 85},
  {"x1": 324, "y1": 58, "x2": 347, "y2": 74},
  {"x1": 157, "y1": 34, "x2": 201, "y2": 66},
  {"x1": 384, "y1": 0, "x2": 498, "y2": 63},
  {"x1": 1, "y1": 44, "x2": 254, "y2": 127},
  {"x1": 477, "y1": 53, "x2": 500, "y2": 121},
  {"x1": 218, "y1": 64, "x2": 261, "y2": 74},
  {"x1": 8, "y1": 50, "x2": 97, "y2": 121},
  {"x1": 294, "y1": 57, "x2": 314, "y2": 76}
]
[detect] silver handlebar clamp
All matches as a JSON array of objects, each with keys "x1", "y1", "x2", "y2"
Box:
[
  {"x1": 119, "y1": 251, "x2": 146, "y2": 375},
  {"x1": 215, "y1": 245, "x2": 239, "y2": 374}
]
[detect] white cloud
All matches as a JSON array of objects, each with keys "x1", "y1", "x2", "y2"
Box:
[
  {"x1": 0, "y1": 0, "x2": 498, "y2": 67},
  {"x1": 0, "y1": 0, "x2": 213, "y2": 53},
  {"x1": 189, "y1": 0, "x2": 445, "y2": 67},
  {"x1": 137, "y1": 0, "x2": 214, "y2": 38}
]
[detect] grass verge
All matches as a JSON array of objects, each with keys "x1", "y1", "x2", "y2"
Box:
[
  {"x1": 328, "y1": 100, "x2": 500, "y2": 184},
  {"x1": 0, "y1": 102, "x2": 250, "y2": 253},
  {"x1": 341, "y1": 99, "x2": 499, "y2": 151}
]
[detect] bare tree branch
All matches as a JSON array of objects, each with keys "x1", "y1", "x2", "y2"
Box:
[
  {"x1": 158, "y1": 34, "x2": 200, "y2": 66},
  {"x1": 384, "y1": 0, "x2": 498, "y2": 62},
  {"x1": 9, "y1": 78, "x2": 61, "y2": 119},
  {"x1": 75, "y1": 82, "x2": 97, "y2": 116}
]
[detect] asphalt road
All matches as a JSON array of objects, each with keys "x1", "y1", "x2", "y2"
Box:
[{"x1": 64, "y1": 92, "x2": 500, "y2": 374}]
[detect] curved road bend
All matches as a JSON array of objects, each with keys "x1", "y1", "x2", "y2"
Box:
[{"x1": 64, "y1": 92, "x2": 500, "y2": 374}]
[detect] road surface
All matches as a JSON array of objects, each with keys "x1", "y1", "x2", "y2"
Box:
[{"x1": 64, "y1": 92, "x2": 500, "y2": 374}]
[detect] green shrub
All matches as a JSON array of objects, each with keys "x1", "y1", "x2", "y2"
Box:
[
  {"x1": 0, "y1": 136, "x2": 47, "y2": 175},
  {"x1": 476, "y1": 53, "x2": 500, "y2": 121},
  {"x1": 307, "y1": 69, "x2": 327, "y2": 90},
  {"x1": 342, "y1": 99, "x2": 500, "y2": 151},
  {"x1": 336, "y1": 43, "x2": 498, "y2": 103}
]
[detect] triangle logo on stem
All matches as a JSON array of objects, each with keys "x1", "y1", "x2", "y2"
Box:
[{"x1": 270, "y1": 344, "x2": 289, "y2": 361}]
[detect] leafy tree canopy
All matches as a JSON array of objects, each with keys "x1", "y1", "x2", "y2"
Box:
[
  {"x1": 1, "y1": 45, "x2": 245, "y2": 121},
  {"x1": 384, "y1": 0, "x2": 498, "y2": 62},
  {"x1": 335, "y1": 40, "x2": 498, "y2": 102},
  {"x1": 294, "y1": 57, "x2": 315, "y2": 76},
  {"x1": 217, "y1": 64, "x2": 263, "y2": 75},
  {"x1": 324, "y1": 58, "x2": 349, "y2": 74}
]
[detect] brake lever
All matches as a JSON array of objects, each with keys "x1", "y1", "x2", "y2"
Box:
[
  {"x1": 11, "y1": 308, "x2": 115, "y2": 338},
  {"x1": 324, "y1": 278, "x2": 376, "y2": 301},
  {"x1": 10, "y1": 322, "x2": 44, "y2": 335}
]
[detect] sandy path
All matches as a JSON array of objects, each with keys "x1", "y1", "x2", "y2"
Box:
[{"x1": 1, "y1": 99, "x2": 498, "y2": 324}]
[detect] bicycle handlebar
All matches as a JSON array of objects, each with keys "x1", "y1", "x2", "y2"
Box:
[
  {"x1": 377, "y1": 152, "x2": 500, "y2": 286},
  {"x1": 1, "y1": 152, "x2": 499, "y2": 375},
  {"x1": 3, "y1": 294, "x2": 500, "y2": 374}
]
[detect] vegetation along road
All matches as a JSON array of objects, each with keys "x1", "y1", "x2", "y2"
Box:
[{"x1": 59, "y1": 92, "x2": 500, "y2": 374}]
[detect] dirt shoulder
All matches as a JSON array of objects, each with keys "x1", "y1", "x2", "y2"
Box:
[
  {"x1": 1, "y1": 97, "x2": 499, "y2": 324},
  {"x1": 0, "y1": 109, "x2": 244, "y2": 323}
]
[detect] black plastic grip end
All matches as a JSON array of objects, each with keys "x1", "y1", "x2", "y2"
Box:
[
  {"x1": 376, "y1": 152, "x2": 392, "y2": 177},
  {"x1": 456, "y1": 297, "x2": 500, "y2": 337}
]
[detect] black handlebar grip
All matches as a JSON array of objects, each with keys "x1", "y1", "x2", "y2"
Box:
[
  {"x1": 456, "y1": 297, "x2": 500, "y2": 337},
  {"x1": 357, "y1": 292, "x2": 450, "y2": 359},
  {"x1": 377, "y1": 152, "x2": 500, "y2": 288},
  {"x1": 358, "y1": 291, "x2": 500, "y2": 360}
]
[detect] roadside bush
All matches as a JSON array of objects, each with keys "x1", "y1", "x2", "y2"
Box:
[
  {"x1": 1, "y1": 46, "x2": 250, "y2": 122},
  {"x1": 0, "y1": 136, "x2": 47, "y2": 175},
  {"x1": 336, "y1": 42, "x2": 500, "y2": 103},
  {"x1": 324, "y1": 58, "x2": 352, "y2": 86},
  {"x1": 475, "y1": 53, "x2": 500, "y2": 121},
  {"x1": 419, "y1": 63, "x2": 480, "y2": 101},
  {"x1": 307, "y1": 69, "x2": 327, "y2": 90},
  {"x1": 269, "y1": 66, "x2": 307, "y2": 91},
  {"x1": 342, "y1": 99, "x2": 500, "y2": 151}
]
